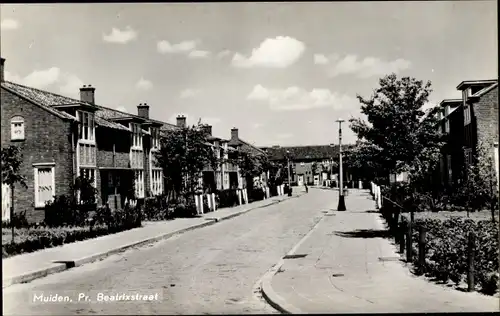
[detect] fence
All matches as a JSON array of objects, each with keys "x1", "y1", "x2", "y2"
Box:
[
  {"x1": 2, "y1": 184, "x2": 12, "y2": 222},
  {"x1": 370, "y1": 181, "x2": 479, "y2": 293}
]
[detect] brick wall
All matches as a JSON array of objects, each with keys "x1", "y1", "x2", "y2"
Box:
[
  {"x1": 96, "y1": 128, "x2": 130, "y2": 169},
  {"x1": 474, "y1": 87, "x2": 498, "y2": 147},
  {"x1": 1, "y1": 88, "x2": 74, "y2": 223}
]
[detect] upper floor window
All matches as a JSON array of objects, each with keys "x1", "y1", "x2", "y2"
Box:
[
  {"x1": 444, "y1": 105, "x2": 450, "y2": 116},
  {"x1": 11, "y1": 116, "x2": 25, "y2": 141},
  {"x1": 78, "y1": 111, "x2": 95, "y2": 142},
  {"x1": 131, "y1": 123, "x2": 143, "y2": 149},
  {"x1": 464, "y1": 105, "x2": 471, "y2": 126},
  {"x1": 151, "y1": 127, "x2": 160, "y2": 150}
]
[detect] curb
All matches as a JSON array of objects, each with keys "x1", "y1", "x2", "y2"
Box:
[
  {"x1": 260, "y1": 210, "x2": 327, "y2": 314},
  {"x1": 3, "y1": 194, "x2": 302, "y2": 288}
]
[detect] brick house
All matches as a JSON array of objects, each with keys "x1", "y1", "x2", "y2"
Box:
[
  {"x1": 260, "y1": 145, "x2": 356, "y2": 187},
  {"x1": 435, "y1": 79, "x2": 499, "y2": 191},
  {"x1": 1, "y1": 57, "x2": 259, "y2": 222},
  {"x1": 201, "y1": 127, "x2": 267, "y2": 191}
]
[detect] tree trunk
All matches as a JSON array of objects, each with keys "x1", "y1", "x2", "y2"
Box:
[{"x1": 10, "y1": 184, "x2": 15, "y2": 244}]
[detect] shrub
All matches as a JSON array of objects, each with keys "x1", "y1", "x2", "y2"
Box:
[
  {"x1": 217, "y1": 189, "x2": 239, "y2": 208},
  {"x1": 249, "y1": 188, "x2": 265, "y2": 203},
  {"x1": 400, "y1": 216, "x2": 499, "y2": 295},
  {"x1": 44, "y1": 195, "x2": 97, "y2": 227},
  {"x1": 143, "y1": 195, "x2": 174, "y2": 221},
  {"x1": 1, "y1": 211, "x2": 30, "y2": 228}
]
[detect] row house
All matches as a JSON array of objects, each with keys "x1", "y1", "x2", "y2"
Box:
[
  {"x1": 1, "y1": 57, "x2": 256, "y2": 222},
  {"x1": 261, "y1": 145, "x2": 356, "y2": 186},
  {"x1": 436, "y1": 79, "x2": 499, "y2": 191},
  {"x1": 201, "y1": 126, "x2": 267, "y2": 192}
]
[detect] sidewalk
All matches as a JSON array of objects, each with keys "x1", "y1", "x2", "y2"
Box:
[
  {"x1": 265, "y1": 190, "x2": 499, "y2": 313},
  {"x1": 3, "y1": 192, "x2": 303, "y2": 288}
]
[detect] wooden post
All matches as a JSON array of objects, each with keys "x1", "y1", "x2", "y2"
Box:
[
  {"x1": 399, "y1": 223, "x2": 405, "y2": 254},
  {"x1": 467, "y1": 231, "x2": 476, "y2": 292},
  {"x1": 406, "y1": 220, "x2": 412, "y2": 262},
  {"x1": 418, "y1": 225, "x2": 426, "y2": 274}
]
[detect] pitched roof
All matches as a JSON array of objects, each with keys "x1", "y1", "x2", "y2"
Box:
[
  {"x1": 1, "y1": 81, "x2": 79, "y2": 120},
  {"x1": 261, "y1": 145, "x2": 352, "y2": 161},
  {"x1": 228, "y1": 138, "x2": 266, "y2": 156}
]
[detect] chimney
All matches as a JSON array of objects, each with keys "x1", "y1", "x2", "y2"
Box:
[
  {"x1": 176, "y1": 115, "x2": 186, "y2": 128},
  {"x1": 1, "y1": 57, "x2": 5, "y2": 82},
  {"x1": 202, "y1": 125, "x2": 212, "y2": 136},
  {"x1": 137, "y1": 103, "x2": 150, "y2": 119},
  {"x1": 231, "y1": 127, "x2": 239, "y2": 140},
  {"x1": 80, "y1": 85, "x2": 95, "y2": 104}
]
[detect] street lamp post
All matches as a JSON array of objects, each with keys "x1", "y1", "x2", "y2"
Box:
[
  {"x1": 286, "y1": 150, "x2": 292, "y2": 196},
  {"x1": 336, "y1": 119, "x2": 347, "y2": 211}
]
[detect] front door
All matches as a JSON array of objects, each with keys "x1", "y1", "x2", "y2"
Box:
[
  {"x1": 297, "y1": 175, "x2": 304, "y2": 186},
  {"x1": 101, "y1": 170, "x2": 122, "y2": 211}
]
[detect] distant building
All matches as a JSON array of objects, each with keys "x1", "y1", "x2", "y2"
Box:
[{"x1": 260, "y1": 144, "x2": 356, "y2": 187}]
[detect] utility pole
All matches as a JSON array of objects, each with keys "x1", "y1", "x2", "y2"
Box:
[{"x1": 337, "y1": 119, "x2": 347, "y2": 211}]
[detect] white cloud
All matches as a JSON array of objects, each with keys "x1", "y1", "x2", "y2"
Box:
[
  {"x1": 59, "y1": 74, "x2": 84, "y2": 97},
  {"x1": 247, "y1": 84, "x2": 358, "y2": 111},
  {"x1": 157, "y1": 40, "x2": 199, "y2": 54},
  {"x1": 328, "y1": 54, "x2": 411, "y2": 78},
  {"x1": 116, "y1": 106, "x2": 130, "y2": 113},
  {"x1": 313, "y1": 54, "x2": 329, "y2": 65},
  {"x1": 1, "y1": 19, "x2": 20, "y2": 30},
  {"x1": 231, "y1": 36, "x2": 306, "y2": 68},
  {"x1": 217, "y1": 50, "x2": 232, "y2": 58},
  {"x1": 252, "y1": 122, "x2": 263, "y2": 129},
  {"x1": 188, "y1": 50, "x2": 211, "y2": 59},
  {"x1": 6, "y1": 67, "x2": 61, "y2": 89},
  {"x1": 136, "y1": 77, "x2": 153, "y2": 91},
  {"x1": 102, "y1": 26, "x2": 137, "y2": 44},
  {"x1": 179, "y1": 88, "x2": 201, "y2": 99}
]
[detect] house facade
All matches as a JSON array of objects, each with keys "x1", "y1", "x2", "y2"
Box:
[
  {"x1": 1, "y1": 57, "x2": 256, "y2": 222},
  {"x1": 261, "y1": 145, "x2": 355, "y2": 187},
  {"x1": 435, "y1": 79, "x2": 499, "y2": 191}
]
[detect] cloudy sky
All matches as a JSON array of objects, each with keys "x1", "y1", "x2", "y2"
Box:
[{"x1": 1, "y1": 2, "x2": 497, "y2": 146}]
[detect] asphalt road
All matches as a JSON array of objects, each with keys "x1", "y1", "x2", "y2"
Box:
[{"x1": 3, "y1": 188, "x2": 338, "y2": 315}]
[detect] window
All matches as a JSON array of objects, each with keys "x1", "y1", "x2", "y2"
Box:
[
  {"x1": 151, "y1": 127, "x2": 160, "y2": 150},
  {"x1": 11, "y1": 116, "x2": 25, "y2": 140},
  {"x1": 151, "y1": 169, "x2": 163, "y2": 196},
  {"x1": 77, "y1": 111, "x2": 95, "y2": 142},
  {"x1": 439, "y1": 156, "x2": 445, "y2": 185},
  {"x1": 135, "y1": 170, "x2": 144, "y2": 198},
  {"x1": 444, "y1": 119, "x2": 450, "y2": 133},
  {"x1": 131, "y1": 123, "x2": 143, "y2": 149},
  {"x1": 34, "y1": 165, "x2": 55, "y2": 208},
  {"x1": 447, "y1": 155, "x2": 452, "y2": 184},
  {"x1": 79, "y1": 168, "x2": 97, "y2": 188},
  {"x1": 131, "y1": 149, "x2": 143, "y2": 169},
  {"x1": 79, "y1": 143, "x2": 96, "y2": 167},
  {"x1": 444, "y1": 105, "x2": 450, "y2": 116},
  {"x1": 464, "y1": 148, "x2": 473, "y2": 167},
  {"x1": 464, "y1": 105, "x2": 471, "y2": 126}
]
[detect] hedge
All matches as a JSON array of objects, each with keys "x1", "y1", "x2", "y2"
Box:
[
  {"x1": 401, "y1": 216, "x2": 499, "y2": 295},
  {"x1": 2, "y1": 204, "x2": 143, "y2": 258}
]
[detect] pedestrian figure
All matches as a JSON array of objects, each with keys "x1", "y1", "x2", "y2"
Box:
[{"x1": 305, "y1": 183, "x2": 308, "y2": 193}]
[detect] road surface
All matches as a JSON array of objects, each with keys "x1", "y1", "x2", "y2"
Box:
[{"x1": 3, "y1": 188, "x2": 337, "y2": 315}]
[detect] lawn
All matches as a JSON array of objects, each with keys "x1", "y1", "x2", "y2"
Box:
[{"x1": 402, "y1": 210, "x2": 498, "y2": 222}]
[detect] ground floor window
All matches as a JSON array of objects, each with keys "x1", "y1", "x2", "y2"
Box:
[
  {"x1": 34, "y1": 165, "x2": 55, "y2": 208},
  {"x1": 80, "y1": 168, "x2": 97, "y2": 187},
  {"x1": 151, "y1": 169, "x2": 163, "y2": 196},
  {"x1": 135, "y1": 170, "x2": 144, "y2": 198}
]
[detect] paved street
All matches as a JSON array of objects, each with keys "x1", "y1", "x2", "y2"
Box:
[{"x1": 3, "y1": 188, "x2": 336, "y2": 315}]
